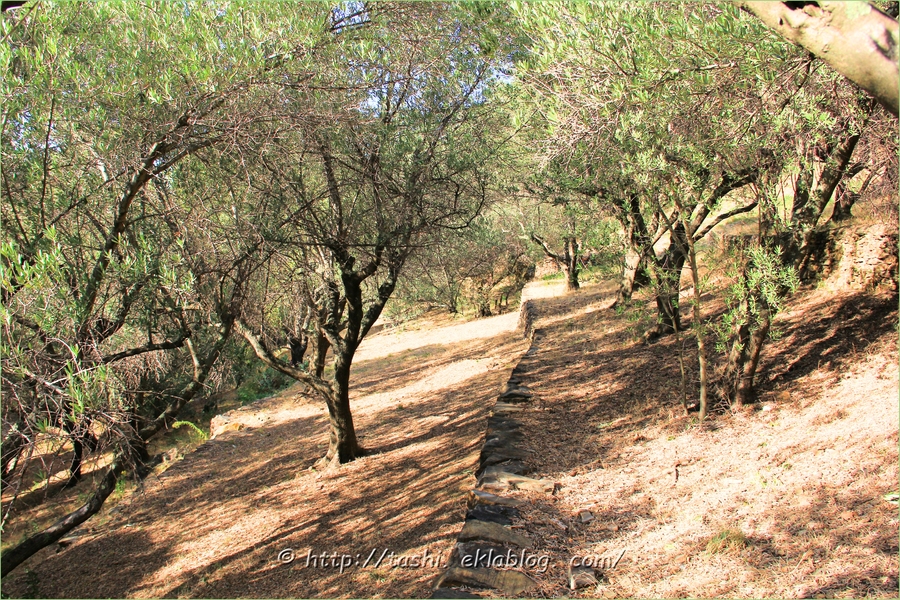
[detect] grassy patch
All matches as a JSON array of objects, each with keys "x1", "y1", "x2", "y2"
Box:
[{"x1": 705, "y1": 528, "x2": 749, "y2": 555}]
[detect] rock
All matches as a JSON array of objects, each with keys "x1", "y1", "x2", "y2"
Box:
[
  {"x1": 485, "y1": 418, "x2": 521, "y2": 435},
  {"x1": 478, "y1": 468, "x2": 556, "y2": 493},
  {"x1": 492, "y1": 402, "x2": 525, "y2": 414},
  {"x1": 454, "y1": 542, "x2": 516, "y2": 568},
  {"x1": 466, "y1": 504, "x2": 521, "y2": 526},
  {"x1": 478, "y1": 457, "x2": 529, "y2": 475},
  {"x1": 484, "y1": 430, "x2": 525, "y2": 446},
  {"x1": 435, "y1": 567, "x2": 537, "y2": 596},
  {"x1": 568, "y1": 565, "x2": 600, "y2": 590},
  {"x1": 483, "y1": 432, "x2": 524, "y2": 449},
  {"x1": 469, "y1": 489, "x2": 523, "y2": 507},
  {"x1": 209, "y1": 415, "x2": 242, "y2": 439},
  {"x1": 458, "y1": 519, "x2": 534, "y2": 548},
  {"x1": 500, "y1": 386, "x2": 532, "y2": 398},
  {"x1": 480, "y1": 445, "x2": 531, "y2": 462},
  {"x1": 431, "y1": 588, "x2": 482, "y2": 599},
  {"x1": 578, "y1": 510, "x2": 595, "y2": 524},
  {"x1": 496, "y1": 394, "x2": 532, "y2": 405}
]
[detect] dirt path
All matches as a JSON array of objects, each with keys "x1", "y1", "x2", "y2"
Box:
[
  {"x1": 3, "y1": 309, "x2": 531, "y2": 598},
  {"x1": 6, "y1": 278, "x2": 896, "y2": 599}
]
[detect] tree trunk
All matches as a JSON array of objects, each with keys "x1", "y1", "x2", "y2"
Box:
[
  {"x1": 653, "y1": 241, "x2": 687, "y2": 335},
  {"x1": 530, "y1": 233, "x2": 579, "y2": 291},
  {"x1": 321, "y1": 355, "x2": 363, "y2": 466},
  {"x1": 721, "y1": 274, "x2": 772, "y2": 409},
  {"x1": 617, "y1": 248, "x2": 650, "y2": 304},
  {"x1": 1, "y1": 455, "x2": 127, "y2": 576},
  {"x1": 616, "y1": 198, "x2": 653, "y2": 303},
  {"x1": 734, "y1": 307, "x2": 771, "y2": 407},
  {"x1": 830, "y1": 187, "x2": 858, "y2": 222},
  {"x1": 682, "y1": 221, "x2": 709, "y2": 420},
  {"x1": 288, "y1": 335, "x2": 309, "y2": 367},
  {"x1": 314, "y1": 331, "x2": 329, "y2": 379},
  {"x1": 739, "y1": 2, "x2": 899, "y2": 116},
  {"x1": 563, "y1": 237, "x2": 580, "y2": 291},
  {"x1": 793, "y1": 133, "x2": 862, "y2": 229},
  {"x1": 830, "y1": 165, "x2": 869, "y2": 223},
  {"x1": 61, "y1": 417, "x2": 83, "y2": 488}
]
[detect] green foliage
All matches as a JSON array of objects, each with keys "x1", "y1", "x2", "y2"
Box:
[
  {"x1": 236, "y1": 367, "x2": 294, "y2": 406},
  {"x1": 716, "y1": 245, "x2": 800, "y2": 353},
  {"x1": 113, "y1": 478, "x2": 127, "y2": 500},
  {"x1": 171, "y1": 420, "x2": 208, "y2": 441}
]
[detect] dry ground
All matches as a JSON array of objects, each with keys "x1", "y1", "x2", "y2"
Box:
[
  {"x1": 2, "y1": 275, "x2": 897, "y2": 599},
  {"x1": 2, "y1": 310, "x2": 529, "y2": 598},
  {"x1": 488, "y1": 280, "x2": 899, "y2": 599}
]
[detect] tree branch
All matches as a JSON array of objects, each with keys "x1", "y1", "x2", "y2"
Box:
[
  {"x1": 693, "y1": 201, "x2": 760, "y2": 241},
  {"x1": 739, "y1": 1, "x2": 899, "y2": 116},
  {"x1": 235, "y1": 319, "x2": 332, "y2": 400}
]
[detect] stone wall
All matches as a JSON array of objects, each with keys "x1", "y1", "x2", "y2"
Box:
[
  {"x1": 809, "y1": 223, "x2": 899, "y2": 293},
  {"x1": 432, "y1": 293, "x2": 558, "y2": 598}
]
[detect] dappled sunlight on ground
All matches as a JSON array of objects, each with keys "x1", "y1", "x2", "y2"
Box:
[
  {"x1": 354, "y1": 310, "x2": 521, "y2": 364},
  {"x1": 2, "y1": 309, "x2": 530, "y2": 598},
  {"x1": 485, "y1": 283, "x2": 898, "y2": 599}
]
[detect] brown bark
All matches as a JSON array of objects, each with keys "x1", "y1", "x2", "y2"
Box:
[
  {"x1": 320, "y1": 355, "x2": 364, "y2": 466},
  {"x1": 313, "y1": 331, "x2": 329, "y2": 379},
  {"x1": 791, "y1": 131, "x2": 863, "y2": 229},
  {"x1": 531, "y1": 233, "x2": 580, "y2": 291},
  {"x1": 734, "y1": 307, "x2": 771, "y2": 407},
  {"x1": 739, "y1": 2, "x2": 899, "y2": 116},
  {"x1": 1, "y1": 455, "x2": 126, "y2": 576}
]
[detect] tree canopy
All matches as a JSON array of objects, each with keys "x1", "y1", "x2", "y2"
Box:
[{"x1": 1, "y1": 0, "x2": 896, "y2": 578}]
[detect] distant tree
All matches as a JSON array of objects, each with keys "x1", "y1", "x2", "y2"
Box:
[{"x1": 402, "y1": 216, "x2": 532, "y2": 317}]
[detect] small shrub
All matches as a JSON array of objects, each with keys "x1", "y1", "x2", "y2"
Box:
[
  {"x1": 236, "y1": 366, "x2": 293, "y2": 405},
  {"x1": 706, "y1": 528, "x2": 749, "y2": 554},
  {"x1": 172, "y1": 420, "x2": 208, "y2": 441}
]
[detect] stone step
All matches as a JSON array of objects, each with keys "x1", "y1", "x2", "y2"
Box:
[
  {"x1": 499, "y1": 386, "x2": 533, "y2": 401},
  {"x1": 431, "y1": 587, "x2": 482, "y2": 598},
  {"x1": 476, "y1": 458, "x2": 528, "y2": 477},
  {"x1": 465, "y1": 504, "x2": 520, "y2": 525},
  {"x1": 434, "y1": 566, "x2": 537, "y2": 596},
  {"x1": 468, "y1": 489, "x2": 523, "y2": 508},
  {"x1": 481, "y1": 434, "x2": 531, "y2": 458},
  {"x1": 485, "y1": 416, "x2": 521, "y2": 433},
  {"x1": 458, "y1": 519, "x2": 533, "y2": 548},
  {"x1": 478, "y1": 468, "x2": 556, "y2": 494}
]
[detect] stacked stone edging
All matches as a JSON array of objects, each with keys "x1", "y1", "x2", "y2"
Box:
[
  {"x1": 517, "y1": 300, "x2": 537, "y2": 341},
  {"x1": 432, "y1": 295, "x2": 555, "y2": 598}
]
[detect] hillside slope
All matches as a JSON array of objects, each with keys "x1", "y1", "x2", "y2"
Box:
[{"x1": 478, "y1": 280, "x2": 898, "y2": 598}]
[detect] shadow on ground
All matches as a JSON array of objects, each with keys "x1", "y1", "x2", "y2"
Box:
[{"x1": 2, "y1": 313, "x2": 529, "y2": 598}]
